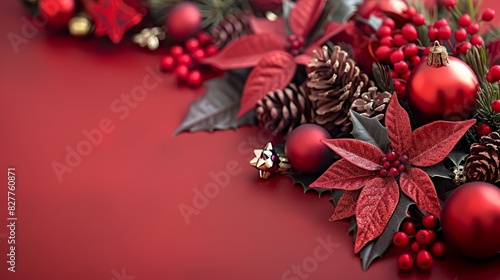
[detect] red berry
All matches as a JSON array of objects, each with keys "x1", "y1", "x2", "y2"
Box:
[
  {"x1": 477, "y1": 123, "x2": 492, "y2": 136},
  {"x1": 467, "y1": 23, "x2": 480, "y2": 34},
  {"x1": 186, "y1": 70, "x2": 202, "y2": 87},
  {"x1": 401, "y1": 221, "x2": 416, "y2": 235},
  {"x1": 400, "y1": 71, "x2": 411, "y2": 81},
  {"x1": 487, "y1": 72, "x2": 495, "y2": 83},
  {"x1": 482, "y1": 8, "x2": 495, "y2": 22},
  {"x1": 431, "y1": 242, "x2": 446, "y2": 258},
  {"x1": 416, "y1": 229, "x2": 433, "y2": 245},
  {"x1": 393, "y1": 232, "x2": 409, "y2": 247},
  {"x1": 458, "y1": 14, "x2": 472, "y2": 27},
  {"x1": 454, "y1": 28, "x2": 468, "y2": 42},
  {"x1": 379, "y1": 36, "x2": 394, "y2": 47},
  {"x1": 427, "y1": 230, "x2": 436, "y2": 243},
  {"x1": 491, "y1": 100, "x2": 500, "y2": 112},
  {"x1": 394, "y1": 61, "x2": 409, "y2": 75},
  {"x1": 488, "y1": 65, "x2": 500, "y2": 80},
  {"x1": 393, "y1": 34, "x2": 408, "y2": 47},
  {"x1": 398, "y1": 254, "x2": 413, "y2": 271},
  {"x1": 381, "y1": 156, "x2": 387, "y2": 163},
  {"x1": 434, "y1": 19, "x2": 449, "y2": 29},
  {"x1": 393, "y1": 79, "x2": 402, "y2": 90},
  {"x1": 389, "y1": 50, "x2": 405, "y2": 64},
  {"x1": 177, "y1": 54, "x2": 193, "y2": 66},
  {"x1": 388, "y1": 167, "x2": 399, "y2": 177},
  {"x1": 428, "y1": 27, "x2": 439, "y2": 41},
  {"x1": 410, "y1": 55, "x2": 421, "y2": 67},
  {"x1": 192, "y1": 49, "x2": 206, "y2": 60},
  {"x1": 423, "y1": 46, "x2": 432, "y2": 56},
  {"x1": 422, "y1": 214, "x2": 438, "y2": 229},
  {"x1": 381, "y1": 18, "x2": 394, "y2": 29},
  {"x1": 471, "y1": 35, "x2": 484, "y2": 46},
  {"x1": 383, "y1": 161, "x2": 391, "y2": 170},
  {"x1": 205, "y1": 45, "x2": 218, "y2": 56},
  {"x1": 444, "y1": 0, "x2": 456, "y2": 9},
  {"x1": 197, "y1": 32, "x2": 212, "y2": 47},
  {"x1": 458, "y1": 42, "x2": 472, "y2": 54},
  {"x1": 391, "y1": 70, "x2": 400, "y2": 79},
  {"x1": 174, "y1": 65, "x2": 189, "y2": 80},
  {"x1": 404, "y1": 43, "x2": 419, "y2": 58},
  {"x1": 160, "y1": 55, "x2": 176, "y2": 72},
  {"x1": 398, "y1": 164, "x2": 407, "y2": 172},
  {"x1": 416, "y1": 250, "x2": 433, "y2": 270},
  {"x1": 393, "y1": 160, "x2": 400, "y2": 167},
  {"x1": 386, "y1": 151, "x2": 399, "y2": 162},
  {"x1": 185, "y1": 38, "x2": 200, "y2": 53},
  {"x1": 400, "y1": 155, "x2": 409, "y2": 163},
  {"x1": 170, "y1": 45, "x2": 184, "y2": 57},
  {"x1": 410, "y1": 241, "x2": 421, "y2": 253},
  {"x1": 405, "y1": 7, "x2": 417, "y2": 17},
  {"x1": 412, "y1": 14, "x2": 425, "y2": 26},
  {"x1": 379, "y1": 169, "x2": 388, "y2": 177},
  {"x1": 377, "y1": 25, "x2": 392, "y2": 38},
  {"x1": 438, "y1": 25, "x2": 452, "y2": 40},
  {"x1": 402, "y1": 24, "x2": 418, "y2": 41}
]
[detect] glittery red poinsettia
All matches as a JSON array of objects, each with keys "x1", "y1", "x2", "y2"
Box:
[
  {"x1": 312, "y1": 97, "x2": 475, "y2": 253},
  {"x1": 201, "y1": 0, "x2": 349, "y2": 117}
]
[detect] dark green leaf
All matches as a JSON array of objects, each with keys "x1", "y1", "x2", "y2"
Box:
[
  {"x1": 447, "y1": 150, "x2": 468, "y2": 167},
  {"x1": 372, "y1": 63, "x2": 394, "y2": 93},
  {"x1": 350, "y1": 110, "x2": 390, "y2": 152},
  {"x1": 286, "y1": 172, "x2": 331, "y2": 196},
  {"x1": 360, "y1": 193, "x2": 414, "y2": 271},
  {"x1": 420, "y1": 163, "x2": 454, "y2": 179},
  {"x1": 348, "y1": 216, "x2": 357, "y2": 242},
  {"x1": 330, "y1": 189, "x2": 344, "y2": 205}
]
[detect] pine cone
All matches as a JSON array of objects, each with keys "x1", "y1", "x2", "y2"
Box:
[
  {"x1": 465, "y1": 132, "x2": 500, "y2": 183},
  {"x1": 210, "y1": 10, "x2": 253, "y2": 48},
  {"x1": 351, "y1": 87, "x2": 393, "y2": 120},
  {"x1": 256, "y1": 84, "x2": 314, "y2": 135},
  {"x1": 306, "y1": 45, "x2": 374, "y2": 133}
]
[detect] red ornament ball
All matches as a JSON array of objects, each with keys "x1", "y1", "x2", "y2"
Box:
[
  {"x1": 285, "y1": 124, "x2": 334, "y2": 174},
  {"x1": 165, "y1": 3, "x2": 201, "y2": 42},
  {"x1": 406, "y1": 47, "x2": 478, "y2": 125},
  {"x1": 186, "y1": 70, "x2": 202, "y2": 87},
  {"x1": 160, "y1": 55, "x2": 176, "y2": 72},
  {"x1": 39, "y1": 0, "x2": 75, "y2": 29},
  {"x1": 441, "y1": 182, "x2": 500, "y2": 258}
]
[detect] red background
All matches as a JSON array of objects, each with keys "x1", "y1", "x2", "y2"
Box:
[{"x1": 0, "y1": 1, "x2": 499, "y2": 279}]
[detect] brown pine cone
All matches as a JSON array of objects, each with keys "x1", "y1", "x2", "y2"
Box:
[
  {"x1": 465, "y1": 132, "x2": 500, "y2": 183},
  {"x1": 210, "y1": 10, "x2": 253, "y2": 48},
  {"x1": 256, "y1": 84, "x2": 314, "y2": 135},
  {"x1": 351, "y1": 87, "x2": 393, "y2": 120},
  {"x1": 306, "y1": 45, "x2": 374, "y2": 133}
]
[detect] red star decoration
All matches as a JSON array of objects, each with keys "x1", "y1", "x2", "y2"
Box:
[{"x1": 89, "y1": 0, "x2": 143, "y2": 43}]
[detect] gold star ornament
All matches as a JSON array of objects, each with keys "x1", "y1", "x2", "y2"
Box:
[{"x1": 250, "y1": 142, "x2": 291, "y2": 179}]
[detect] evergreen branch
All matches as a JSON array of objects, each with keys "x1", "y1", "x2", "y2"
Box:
[{"x1": 461, "y1": 46, "x2": 489, "y2": 86}]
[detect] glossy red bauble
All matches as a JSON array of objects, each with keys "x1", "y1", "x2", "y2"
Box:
[
  {"x1": 165, "y1": 3, "x2": 201, "y2": 42},
  {"x1": 441, "y1": 182, "x2": 500, "y2": 258},
  {"x1": 285, "y1": 124, "x2": 334, "y2": 174},
  {"x1": 406, "y1": 56, "x2": 479, "y2": 125},
  {"x1": 39, "y1": 0, "x2": 75, "y2": 29},
  {"x1": 357, "y1": 0, "x2": 408, "y2": 19},
  {"x1": 248, "y1": 0, "x2": 283, "y2": 12}
]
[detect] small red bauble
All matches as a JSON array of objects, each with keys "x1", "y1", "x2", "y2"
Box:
[
  {"x1": 177, "y1": 54, "x2": 193, "y2": 66},
  {"x1": 422, "y1": 214, "x2": 438, "y2": 229},
  {"x1": 392, "y1": 232, "x2": 409, "y2": 247},
  {"x1": 398, "y1": 253, "x2": 413, "y2": 271},
  {"x1": 197, "y1": 32, "x2": 212, "y2": 47},
  {"x1": 192, "y1": 49, "x2": 206, "y2": 60},
  {"x1": 185, "y1": 38, "x2": 200, "y2": 53},
  {"x1": 285, "y1": 124, "x2": 334, "y2": 174},
  {"x1": 357, "y1": 0, "x2": 408, "y2": 19},
  {"x1": 186, "y1": 70, "x2": 202, "y2": 87},
  {"x1": 476, "y1": 123, "x2": 492, "y2": 136},
  {"x1": 416, "y1": 250, "x2": 433, "y2": 270},
  {"x1": 165, "y1": 3, "x2": 201, "y2": 42},
  {"x1": 441, "y1": 182, "x2": 500, "y2": 258},
  {"x1": 406, "y1": 43, "x2": 478, "y2": 125},
  {"x1": 160, "y1": 55, "x2": 176, "y2": 72},
  {"x1": 174, "y1": 65, "x2": 189, "y2": 80},
  {"x1": 492, "y1": 100, "x2": 500, "y2": 112},
  {"x1": 39, "y1": 0, "x2": 75, "y2": 29},
  {"x1": 170, "y1": 45, "x2": 184, "y2": 57}
]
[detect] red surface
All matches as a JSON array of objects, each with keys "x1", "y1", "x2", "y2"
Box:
[{"x1": 0, "y1": 1, "x2": 499, "y2": 279}]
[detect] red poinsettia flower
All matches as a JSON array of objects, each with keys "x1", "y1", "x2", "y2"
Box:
[
  {"x1": 201, "y1": 0, "x2": 350, "y2": 117},
  {"x1": 312, "y1": 97, "x2": 475, "y2": 253}
]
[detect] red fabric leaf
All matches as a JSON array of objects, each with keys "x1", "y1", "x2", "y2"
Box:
[
  {"x1": 354, "y1": 177, "x2": 399, "y2": 253},
  {"x1": 237, "y1": 51, "x2": 296, "y2": 117},
  {"x1": 400, "y1": 168, "x2": 442, "y2": 218},
  {"x1": 408, "y1": 119, "x2": 476, "y2": 167},
  {"x1": 200, "y1": 34, "x2": 283, "y2": 70},
  {"x1": 309, "y1": 21, "x2": 351, "y2": 48},
  {"x1": 312, "y1": 159, "x2": 376, "y2": 190},
  {"x1": 385, "y1": 95, "x2": 412, "y2": 155},
  {"x1": 330, "y1": 190, "x2": 361, "y2": 222},
  {"x1": 294, "y1": 54, "x2": 314, "y2": 66},
  {"x1": 289, "y1": 0, "x2": 326, "y2": 37},
  {"x1": 249, "y1": 17, "x2": 287, "y2": 43},
  {"x1": 322, "y1": 139, "x2": 384, "y2": 171}
]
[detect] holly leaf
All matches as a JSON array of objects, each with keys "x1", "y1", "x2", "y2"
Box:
[
  {"x1": 354, "y1": 177, "x2": 399, "y2": 253},
  {"x1": 350, "y1": 110, "x2": 390, "y2": 152},
  {"x1": 286, "y1": 172, "x2": 330, "y2": 196},
  {"x1": 328, "y1": 0, "x2": 361, "y2": 22},
  {"x1": 288, "y1": 0, "x2": 327, "y2": 38},
  {"x1": 201, "y1": 33, "x2": 284, "y2": 70},
  {"x1": 400, "y1": 168, "x2": 442, "y2": 218},
  {"x1": 385, "y1": 96, "x2": 412, "y2": 156},
  {"x1": 312, "y1": 159, "x2": 376, "y2": 190},
  {"x1": 249, "y1": 17, "x2": 287, "y2": 42},
  {"x1": 420, "y1": 163, "x2": 454, "y2": 179},
  {"x1": 360, "y1": 193, "x2": 414, "y2": 271},
  {"x1": 447, "y1": 150, "x2": 468, "y2": 167},
  {"x1": 330, "y1": 190, "x2": 361, "y2": 222},
  {"x1": 408, "y1": 119, "x2": 476, "y2": 167},
  {"x1": 321, "y1": 139, "x2": 384, "y2": 171},
  {"x1": 348, "y1": 216, "x2": 357, "y2": 242},
  {"x1": 330, "y1": 189, "x2": 344, "y2": 206},
  {"x1": 174, "y1": 71, "x2": 255, "y2": 135},
  {"x1": 237, "y1": 51, "x2": 296, "y2": 117}
]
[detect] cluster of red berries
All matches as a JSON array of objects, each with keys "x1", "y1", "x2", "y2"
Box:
[
  {"x1": 393, "y1": 214, "x2": 445, "y2": 271},
  {"x1": 287, "y1": 34, "x2": 306, "y2": 56},
  {"x1": 486, "y1": 65, "x2": 500, "y2": 84},
  {"x1": 160, "y1": 32, "x2": 219, "y2": 87},
  {"x1": 379, "y1": 151, "x2": 409, "y2": 177}
]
